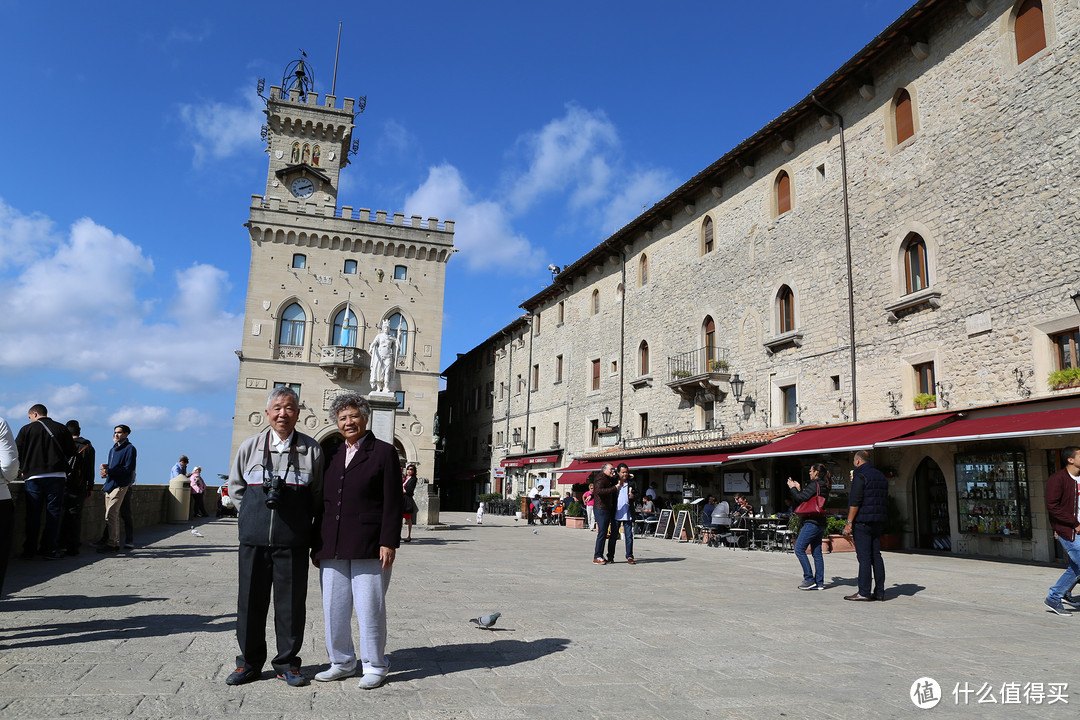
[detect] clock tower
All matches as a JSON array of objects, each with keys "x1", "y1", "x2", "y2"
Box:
[{"x1": 231, "y1": 56, "x2": 455, "y2": 518}]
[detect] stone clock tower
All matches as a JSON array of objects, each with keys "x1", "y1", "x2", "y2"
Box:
[{"x1": 230, "y1": 57, "x2": 455, "y2": 517}]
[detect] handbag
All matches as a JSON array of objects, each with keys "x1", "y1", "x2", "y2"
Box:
[{"x1": 794, "y1": 481, "x2": 826, "y2": 518}]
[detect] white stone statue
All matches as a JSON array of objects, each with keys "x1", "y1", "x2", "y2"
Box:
[{"x1": 368, "y1": 319, "x2": 400, "y2": 394}]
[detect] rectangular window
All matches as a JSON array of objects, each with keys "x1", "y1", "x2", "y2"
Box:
[
  {"x1": 291, "y1": 254, "x2": 306, "y2": 269},
  {"x1": 590, "y1": 419, "x2": 599, "y2": 446},
  {"x1": 640, "y1": 412, "x2": 649, "y2": 438},
  {"x1": 914, "y1": 362, "x2": 936, "y2": 396},
  {"x1": 516, "y1": 375, "x2": 524, "y2": 394},
  {"x1": 486, "y1": 381, "x2": 494, "y2": 408},
  {"x1": 552, "y1": 422, "x2": 560, "y2": 447},
  {"x1": 499, "y1": 382, "x2": 505, "y2": 401},
  {"x1": 343, "y1": 259, "x2": 357, "y2": 275},
  {"x1": 394, "y1": 265, "x2": 407, "y2": 280},
  {"x1": 532, "y1": 364, "x2": 539, "y2": 390},
  {"x1": 1051, "y1": 328, "x2": 1080, "y2": 370},
  {"x1": 610, "y1": 360, "x2": 618, "y2": 374},
  {"x1": 591, "y1": 359, "x2": 600, "y2": 390},
  {"x1": 273, "y1": 382, "x2": 301, "y2": 403},
  {"x1": 394, "y1": 390, "x2": 405, "y2": 409},
  {"x1": 529, "y1": 427, "x2": 536, "y2": 451},
  {"x1": 558, "y1": 301, "x2": 565, "y2": 324},
  {"x1": 831, "y1": 375, "x2": 841, "y2": 391},
  {"x1": 496, "y1": 431, "x2": 504, "y2": 447},
  {"x1": 533, "y1": 313, "x2": 540, "y2": 335},
  {"x1": 781, "y1": 385, "x2": 797, "y2": 425},
  {"x1": 555, "y1": 355, "x2": 563, "y2": 383},
  {"x1": 955, "y1": 452, "x2": 1031, "y2": 538}
]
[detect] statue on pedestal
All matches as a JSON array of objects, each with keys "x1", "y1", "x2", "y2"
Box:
[{"x1": 368, "y1": 319, "x2": 400, "y2": 394}]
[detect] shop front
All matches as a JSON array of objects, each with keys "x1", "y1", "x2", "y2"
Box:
[{"x1": 500, "y1": 451, "x2": 563, "y2": 497}]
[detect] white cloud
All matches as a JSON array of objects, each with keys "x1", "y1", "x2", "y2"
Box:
[
  {"x1": 178, "y1": 90, "x2": 264, "y2": 166},
  {"x1": 376, "y1": 119, "x2": 418, "y2": 162},
  {"x1": 598, "y1": 168, "x2": 678, "y2": 235},
  {"x1": 404, "y1": 165, "x2": 545, "y2": 272},
  {"x1": 0, "y1": 200, "x2": 242, "y2": 394},
  {"x1": 0, "y1": 384, "x2": 102, "y2": 426},
  {"x1": 110, "y1": 405, "x2": 213, "y2": 432},
  {"x1": 0, "y1": 198, "x2": 60, "y2": 271}
]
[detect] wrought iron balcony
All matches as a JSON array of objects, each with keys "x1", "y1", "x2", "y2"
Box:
[
  {"x1": 666, "y1": 346, "x2": 731, "y2": 398},
  {"x1": 319, "y1": 345, "x2": 370, "y2": 381}
]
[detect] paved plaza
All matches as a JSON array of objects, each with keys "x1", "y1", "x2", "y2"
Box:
[{"x1": 0, "y1": 512, "x2": 1075, "y2": 719}]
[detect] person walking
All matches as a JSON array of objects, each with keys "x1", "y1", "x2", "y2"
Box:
[
  {"x1": 1044, "y1": 446, "x2": 1080, "y2": 615},
  {"x1": 312, "y1": 393, "x2": 403, "y2": 689},
  {"x1": 613, "y1": 463, "x2": 636, "y2": 564},
  {"x1": 401, "y1": 464, "x2": 418, "y2": 542},
  {"x1": 843, "y1": 450, "x2": 887, "y2": 601},
  {"x1": 591, "y1": 463, "x2": 620, "y2": 565},
  {"x1": 787, "y1": 464, "x2": 830, "y2": 590}
]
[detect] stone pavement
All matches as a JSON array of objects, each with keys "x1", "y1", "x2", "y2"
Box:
[{"x1": 0, "y1": 512, "x2": 1075, "y2": 719}]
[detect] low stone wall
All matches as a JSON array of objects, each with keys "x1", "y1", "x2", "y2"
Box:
[{"x1": 6, "y1": 482, "x2": 187, "y2": 556}]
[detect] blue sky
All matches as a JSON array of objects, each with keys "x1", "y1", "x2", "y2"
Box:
[{"x1": 0, "y1": 0, "x2": 915, "y2": 481}]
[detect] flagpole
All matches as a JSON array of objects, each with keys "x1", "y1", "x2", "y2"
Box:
[{"x1": 331, "y1": 22, "x2": 342, "y2": 96}]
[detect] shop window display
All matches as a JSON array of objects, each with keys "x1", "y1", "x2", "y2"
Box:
[{"x1": 955, "y1": 452, "x2": 1031, "y2": 538}]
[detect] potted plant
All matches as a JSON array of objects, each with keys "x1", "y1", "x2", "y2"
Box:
[
  {"x1": 824, "y1": 516, "x2": 854, "y2": 553},
  {"x1": 1048, "y1": 366, "x2": 1080, "y2": 390},
  {"x1": 564, "y1": 501, "x2": 585, "y2": 529},
  {"x1": 671, "y1": 368, "x2": 691, "y2": 379},
  {"x1": 708, "y1": 359, "x2": 729, "y2": 372},
  {"x1": 913, "y1": 392, "x2": 936, "y2": 410}
]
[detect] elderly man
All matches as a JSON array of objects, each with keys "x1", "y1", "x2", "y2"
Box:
[
  {"x1": 226, "y1": 387, "x2": 324, "y2": 687},
  {"x1": 591, "y1": 463, "x2": 622, "y2": 565}
]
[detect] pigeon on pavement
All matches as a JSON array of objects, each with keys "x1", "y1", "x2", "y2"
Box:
[{"x1": 470, "y1": 612, "x2": 501, "y2": 629}]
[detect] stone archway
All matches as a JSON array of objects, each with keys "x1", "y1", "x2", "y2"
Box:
[{"x1": 913, "y1": 456, "x2": 949, "y2": 551}]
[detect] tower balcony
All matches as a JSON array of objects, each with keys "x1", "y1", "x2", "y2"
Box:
[
  {"x1": 666, "y1": 346, "x2": 731, "y2": 399},
  {"x1": 319, "y1": 345, "x2": 370, "y2": 381}
]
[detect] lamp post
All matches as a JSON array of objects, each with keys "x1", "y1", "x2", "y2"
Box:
[
  {"x1": 1071, "y1": 290, "x2": 1080, "y2": 314},
  {"x1": 601, "y1": 406, "x2": 613, "y2": 427},
  {"x1": 729, "y1": 374, "x2": 745, "y2": 401}
]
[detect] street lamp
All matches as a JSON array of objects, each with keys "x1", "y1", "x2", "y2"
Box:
[
  {"x1": 729, "y1": 373, "x2": 745, "y2": 401},
  {"x1": 1072, "y1": 290, "x2": 1080, "y2": 314},
  {"x1": 601, "y1": 406, "x2": 612, "y2": 426}
]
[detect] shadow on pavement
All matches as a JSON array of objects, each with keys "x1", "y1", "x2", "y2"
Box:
[
  {"x1": 1, "y1": 611, "x2": 235, "y2": 649},
  {"x1": 387, "y1": 638, "x2": 570, "y2": 681},
  {"x1": 0, "y1": 594, "x2": 168, "y2": 612}
]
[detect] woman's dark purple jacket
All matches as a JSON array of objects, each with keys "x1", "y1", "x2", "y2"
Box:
[{"x1": 314, "y1": 430, "x2": 403, "y2": 561}]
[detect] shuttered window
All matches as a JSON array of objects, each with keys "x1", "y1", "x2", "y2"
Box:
[
  {"x1": 704, "y1": 317, "x2": 716, "y2": 363},
  {"x1": 895, "y1": 89, "x2": 914, "y2": 144},
  {"x1": 778, "y1": 286, "x2": 795, "y2": 334},
  {"x1": 639, "y1": 341, "x2": 650, "y2": 376},
  {"x1": 904, "y1": 234, "x2": 929, "y2": 294},
  {"x1": 1015, "y1": 0, "x2": 1046, "y2": 64},
  {"x1": 776, "y1": 171, "x2": 791, "y2": 215}
]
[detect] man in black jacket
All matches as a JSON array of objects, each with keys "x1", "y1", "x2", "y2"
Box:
[
  {"x1": 15, "y1": 404, "x2": 76, "y2": 560},
  {"x1": 843, "y1": 450, "x2": 888, "y2": 601},
  {"x1": 60, "y1": 420, "x2": 95, "y2": 556}
]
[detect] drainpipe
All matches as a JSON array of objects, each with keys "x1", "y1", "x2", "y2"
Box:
[
  {"x1": 811, "y1": 94, "x2": 858, "y2": 422},
  {"x1": 605, "y1": 239, "x2": 627, "y2": 444},
  {"x1": 504, "y1": 330, "x2": 513, "y2": 494},
  {"x1": 524, "y1": 315, "x2": 534, "y2": 454}
]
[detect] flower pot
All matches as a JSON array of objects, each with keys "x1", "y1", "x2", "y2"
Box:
[
  {"x1": 880, "y1": 533, "x2": 902, "y2": 551},
  {"x1": 827, "y1": 534, "x2": 855, "y2": 552},
  {"x1": 565, "y1": 516, "x2": 585, "y2": 529}
]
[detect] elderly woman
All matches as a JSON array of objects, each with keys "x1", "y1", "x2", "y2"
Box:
[{"x1": 313, "y1": 393, "x2": 403, "y2": 689}]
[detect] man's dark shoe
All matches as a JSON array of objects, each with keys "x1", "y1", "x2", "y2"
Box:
[
  {"x1": 874, "y1": 593, "x2": 886, "y2": 601},
  {"x1": 844, "y1": 593, "x2": 874, "y2": 602},
  {"x1": 626, "y1": 557, "x2": 636, "y2": 564},
  {"x1": 1044, "y1": 597, "x2": 1071, "y2": 616},
  {"x1": 226, "y1": 667, "x2": 260, "y2": 686},
  {"x1": 1062, "y1": 597, "x2": 1080, "y2": 611},
  {"x1": 42, "y1": 550, "x2": 65, "y2": 560},
  {"x1": 277, "y1": 670, "x2": 309, "y2": 687},
  {"x1": 97, "y1": 545, "x2": 119, "y2": 554}
]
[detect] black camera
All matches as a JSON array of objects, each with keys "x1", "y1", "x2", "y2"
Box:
[{"x1": 264, "y1": 474, "x2": 285, "y2": 509}]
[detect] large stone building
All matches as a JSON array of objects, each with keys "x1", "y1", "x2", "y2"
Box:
[
  {"x1": 231, "y1": 61, "x2": 454, "y2": 504},
  {"x1": 441, "y1": 0, "x2": 1080, "y2": 561}
]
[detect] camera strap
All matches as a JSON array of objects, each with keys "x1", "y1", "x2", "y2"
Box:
[{"x1": 262, "y1": 431, "x2": 299, "y2": 485}]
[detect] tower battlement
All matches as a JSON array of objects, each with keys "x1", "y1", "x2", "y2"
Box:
[
  {"x1": 251, "y1": 194, "x2": 455, "y2": 233},
  {"x1": 268, "y1": 85, "x2": 356, "y2": 114}
]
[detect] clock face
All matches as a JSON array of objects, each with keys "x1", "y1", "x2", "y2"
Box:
[{"x1": 290, "y1": 177, "x2": 315, "y2": 198}]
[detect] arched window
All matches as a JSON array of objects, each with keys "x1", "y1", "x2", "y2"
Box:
[
  {"x1": 702, "y1": 216, "x2": 714, "y2": 254},
  {"x1": 279, "y1": 303, "x2": 306, "y2": 346},
  {"x1": 388, "y1": 312, "x2": 409, "y2": 355},
  {"x1": 332, "y1": 307, "x2": 359, "y2": 347},
  {"x1": 778, "y1": 286, "x2": 795, "y2": 334},
  {"x1": 343, "y1": 259, "x2": 357, "y2": 274},
  {"x1": 639, "y1": 341, "x2": 650, "y2": 376},
  {"x1": 1015, "y1": 0, "x2": 1046, "y2": 64},
  {"x1": 591, "y1": 289, "x2": 600, "y2": 315},
  {"x1": 775, "y1": 171, "x2": 792, "y2": 216},
  {"x1": 703, "y1": 316, "x2": 716, "y2": 363},
  {"x1": 292, "y1": 253, "x2": 306, "y2": 269},
  {"x1": 639, "y1": 254, "x2": 649, "y2": 285},
  {"x1": 903, "y1": 233, "x2": 929, "y2": 294},
  {"x1": 895, "y1": 89, "x2": 914, "y2": 144}
]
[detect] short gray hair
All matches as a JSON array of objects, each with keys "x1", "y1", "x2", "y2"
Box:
[
  {"x1": 328, "y1": 392, "x2": 371, "y2": 423},
  {"x1": 266, "y1": 385, "x2": 299, "y2": 409}
]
